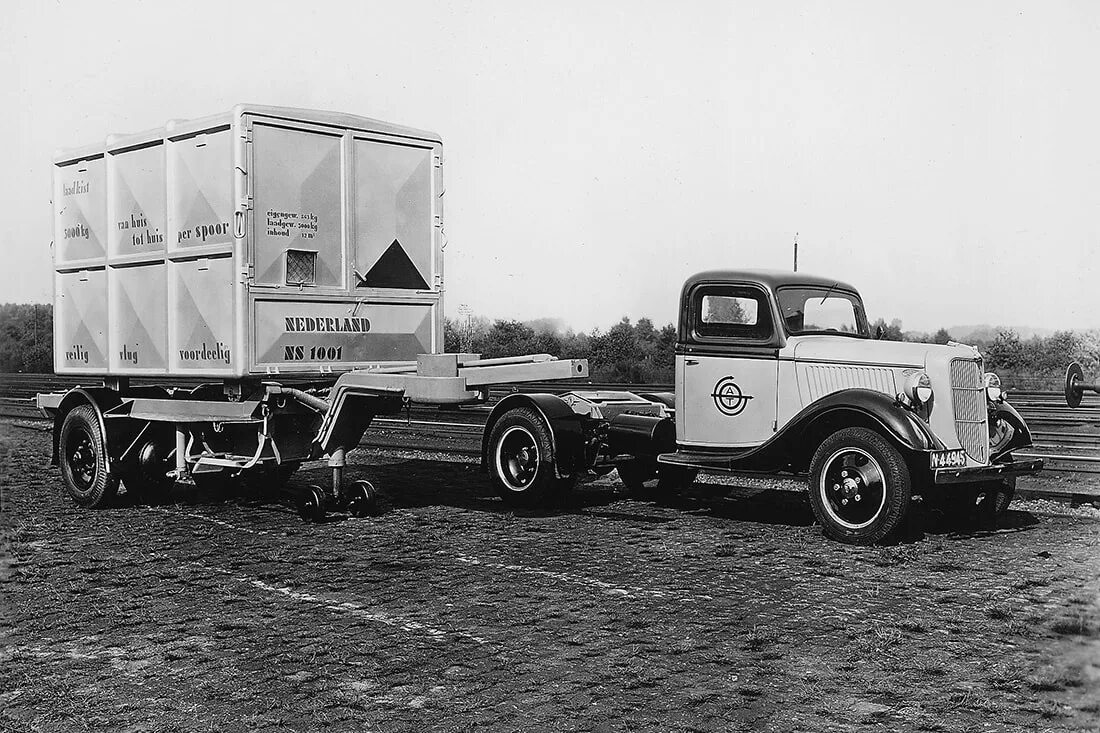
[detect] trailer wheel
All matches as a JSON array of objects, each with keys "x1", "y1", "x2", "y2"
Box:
[
  {"x1": 487, "y1": 407, "x2": 572, "y2": 507},
  {"x1": 346, "y1": 480, "x2": 379, "y2": 518},
  {"x1": 809, "y1": 427, "x2": 911, "y2": 544},
  {"x1": 297, "y1": 485, "x2": 326, "y2": 522},
  {"x1": 119, "y1": 438, "x2": 175, "y2": 501},
  {"x1": 59, "y1": 405, "x2": 119, "y2": 509}
]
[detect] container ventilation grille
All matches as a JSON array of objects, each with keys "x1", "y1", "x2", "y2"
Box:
[{"x1": 286, "y1": 250, "x2": 317, "y2": 286}]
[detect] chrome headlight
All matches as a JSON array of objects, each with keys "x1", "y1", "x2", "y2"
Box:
[
  {"x1": 984, "y1": 372, "x2": 1003, "y2": 402},
  {"x1": 905, "y1": 372, "x2": 934, "y2": 404}
]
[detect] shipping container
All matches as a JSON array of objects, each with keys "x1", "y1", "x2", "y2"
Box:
[{"x1": 52, "y1": 105, "x2": 444, "y2": 378}]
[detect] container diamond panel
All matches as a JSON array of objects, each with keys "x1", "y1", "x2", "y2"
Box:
[{"x1": 51, "y1": 105, "x2": 444, "y2": 377}]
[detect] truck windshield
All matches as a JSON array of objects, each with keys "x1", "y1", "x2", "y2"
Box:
[{"x1": 777, "y1": 287, "x2": 870, "y2": 337}]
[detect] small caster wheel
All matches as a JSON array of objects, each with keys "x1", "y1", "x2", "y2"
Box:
[
  {"x1": 297, "y1": 485, "x2": 326, "y2": 522},
  {"x1": 346, "y1": 480, "x2": 378, "y2": 518}
]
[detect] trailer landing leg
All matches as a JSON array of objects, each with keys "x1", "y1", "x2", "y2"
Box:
[{"x1": 295, "y1": 446, "x2": 379, "y2": 522}]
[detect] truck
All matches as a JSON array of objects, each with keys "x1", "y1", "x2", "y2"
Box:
[{"x1": 38, "y1": 105, "x2": 1043, "y2": 543}]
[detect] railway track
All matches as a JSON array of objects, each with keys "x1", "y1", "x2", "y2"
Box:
[{"x1": 4, "y1": 373, "x2": 1099, "y2": 484}]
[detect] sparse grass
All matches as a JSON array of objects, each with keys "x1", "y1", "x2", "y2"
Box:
[
  {"x1": 944, "y1": 690, "x2": 997, "y2": 713},
  {"x1": 928, "y1": 560, "x2": 964, "y2": 573},
  {"x1": 1037, "y1": 700, "x2": 1069, "y2": 719},
  {"x1": 1027, "y1": 669, "x2": 1069, "y2": 692},
  {"x1": 986, "y1": 662, "x2": 1029, "y2": 691},
  {"x1": 744, "y1": 626, "x2": 782, "y2": 653},
  {"x1": 917, "y1": 658, "x2": 949, "y2": 677},
  {"x1": 897, "y1": 618, "x2": 927, "y2": 633},
  {"x1": 1050, "y1": 614, "x2": 1098, "y2": 637},
  {"x1": 1012, "y1": 577, "x2": 1049, "y2": 591},
  {"x1": 1027, "y1": 666, "x2": 1086, "y2": 691}
]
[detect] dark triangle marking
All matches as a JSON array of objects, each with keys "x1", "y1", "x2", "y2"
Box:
[{"x1": 359, "y1": 239, "x2": 429, "y2": 290}]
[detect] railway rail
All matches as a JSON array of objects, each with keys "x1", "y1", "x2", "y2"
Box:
[{"x1": 3, "y1": 373, "x2": 1099, "y2": 491}]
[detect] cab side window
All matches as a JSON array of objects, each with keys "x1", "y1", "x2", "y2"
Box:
[{"x1": 693, "y1": 285, "x2": 773, "y2": 341}]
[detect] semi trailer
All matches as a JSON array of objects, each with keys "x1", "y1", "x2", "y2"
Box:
[{"x1": 39, "y1": 105, "x2": 1043, "y2": 543}]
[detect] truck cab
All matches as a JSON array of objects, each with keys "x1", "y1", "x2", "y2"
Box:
[{"x1": 482, "y1": 269, "x2": 1043, "y2": 544}]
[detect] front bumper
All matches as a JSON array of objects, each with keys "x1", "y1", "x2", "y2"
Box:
[{"x1": 932, "y1": 458, "x2": 1044, "y2": 485}]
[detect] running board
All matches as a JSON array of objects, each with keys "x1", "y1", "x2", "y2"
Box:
[{"x1": 657, "y1": 449, "x2": 757, "y2": 473}]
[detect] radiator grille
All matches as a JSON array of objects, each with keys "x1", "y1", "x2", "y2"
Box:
[
  {"x1": 949, "y1": 358, "x2": 989, "y2": 464},
  {"x1": 286, "y1": 249, "x2": 317, "y2": 286}
]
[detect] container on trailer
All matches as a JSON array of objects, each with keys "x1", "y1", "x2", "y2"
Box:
[{"x1": 51, "y1": 105, "x2": 444, "y2": 378}]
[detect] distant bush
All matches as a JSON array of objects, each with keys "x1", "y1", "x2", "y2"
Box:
[{"x1": 0, "y1": 304, "x2": 53, "y2": 373}]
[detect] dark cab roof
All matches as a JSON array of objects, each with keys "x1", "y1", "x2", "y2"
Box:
[
  {"x1": 677, "y1": 269, "x2": 864, "y2": 349},
  {"x1": 680, "y1": 269, "x2": 860, "y2": 297}
]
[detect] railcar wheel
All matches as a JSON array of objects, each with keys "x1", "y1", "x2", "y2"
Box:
[
  {"x1": 346, "y1": 480, "x2": 379, "y2": 518},
  {"x1": 487, "y1": 407, "x2": 572, "y2": 507},
  {"x1": 297, "y1": 485, "x2": 326, "y2": 522},
  {"x1": 809, "y1": 427, "x2": 911, "y2": 544},
  {"x1": 59, "y1": 405, "x2": 119, "y2": 509}
]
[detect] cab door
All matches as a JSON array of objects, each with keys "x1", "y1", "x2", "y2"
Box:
[{"x1": 676, "y1": 283, "x2": 779, "y2": 448}]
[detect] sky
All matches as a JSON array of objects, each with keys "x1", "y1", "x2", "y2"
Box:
[{"x1": 2, "y1": 0, "x2": 1098, "y2": 334}]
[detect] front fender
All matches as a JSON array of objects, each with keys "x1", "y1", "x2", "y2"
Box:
[
  {"x1": 785, "y1": 388, "x2": 945, "y2": 454},
  {"x1": 481, "y1": 394, "x2": 584, "y2": 478},
  {"x1": 50, "y1": 388, "x2": 125, "y2": 468},
  {"x1": 991, "y1": 399, "x2": 1033, "y2": 460}
]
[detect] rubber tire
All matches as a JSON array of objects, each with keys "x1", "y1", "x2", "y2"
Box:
[
  {"x1": 59, "y1": 405, "x2": 120, "y2": 509},
  {"x1": 118, "y1": 438, "x2": 175, "y2": 502},
  {"x1": 487, "y1": 407, "x2": 572, "y2": 507},
  {"x1": 978, "y1": 477, "x2": 1015, "y2": 516},
  {"x1": 617, "y1": 460, "x2": 657, "y2": 498},
  {"x1": 346, "y1": 480, "x2": 379, "y2": 518},
  {"x1": 297, "y1": 485, "x2": 326, "y2": 522},
  {"x1": 808, "y1": 427, "x2": 912, "y2": 545},
  {"x1": 657, "y1": 466, "x2": 698, "y2": 493}
]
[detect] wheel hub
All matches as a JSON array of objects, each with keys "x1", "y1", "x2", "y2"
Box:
[{"x1": 820, "y1": 447, "x2": 887, "y2": 529}]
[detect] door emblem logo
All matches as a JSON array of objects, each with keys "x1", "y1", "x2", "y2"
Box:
[{"x1": 712, "y1": 376, "x2": 754, "y2": 416}]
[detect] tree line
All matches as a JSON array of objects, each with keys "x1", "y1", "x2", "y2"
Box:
[
  {"x1": 1, "y1": 303, "x2": 1095, "y2": 388},
  {"x1": 0, "y1": 304, "x2": 53, "y2": 373}
]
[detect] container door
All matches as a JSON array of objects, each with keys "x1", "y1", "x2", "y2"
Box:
[
  {"x1": 251, "y1": 123, "x2": 345, "y2": 290},
  {"x1": 353, "y1": 138, "x2": 435, "y2": 291},
  {"x1": 54, "y1": 156, "x2": 106, "y2": 267},
  {"x1": 166, "y1": 126, "x2": 239, "y2": 375},
  {"x1": 55, "y1": 269, "x2": 109, "y2": 373}
]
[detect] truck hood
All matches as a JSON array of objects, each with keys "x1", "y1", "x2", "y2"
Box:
[{"x1": 790, "y1": 336, "x2": 979, "y2": 368}]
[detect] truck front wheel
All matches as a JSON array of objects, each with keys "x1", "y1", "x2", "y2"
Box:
[
  {"x1": 59, "y1": 405, "x2": 120, "y2": 509},
  {"x1": 809, "y1": 427, "x2": 911, "y2": 544},
  {"x1": 487, "y1": 407, "x2": 572, "y2": 507}
]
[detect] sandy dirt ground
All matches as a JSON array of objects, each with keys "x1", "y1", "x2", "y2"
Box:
[{"x1": 1, "y1": 418, "x2": 1099, "y2": 732}]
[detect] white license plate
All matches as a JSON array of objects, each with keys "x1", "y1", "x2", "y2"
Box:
[{"x1": 930, "y1": 449, "x2": 967, "y2": 469}]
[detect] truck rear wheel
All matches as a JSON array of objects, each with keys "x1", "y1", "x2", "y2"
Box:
[
  {"x1": 809, "y1": 427, "x2": 911, "y2": 544},
  {"x1": 487, "y1": 407, "x2": 572, "y2": 507},
  {"x1": 617, "y1": 460, "x2": 657, "y2": 497},
  {"x1": 59, "y1": 405, "x2": 120, "y2": 509}
]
